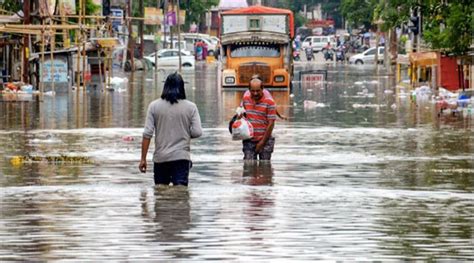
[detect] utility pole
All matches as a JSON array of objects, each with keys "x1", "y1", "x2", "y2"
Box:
[
  {"x1": 170, "y1": 0, "x2": 174, "y2": 49},
  {"x1": 177, "y1": 0, "x2": 182, "y2": 72},
  {"x1": 127, "y1": 0, "x2": 134, "y2": 71},
  {"x1": 22, "y1": 0, "x2": 31, "y2": 83},
  {"x1": 138, "y1": 0, "x2": 144, "y2": 58},
  {"x1": 155, "y1": 0, "x2": 161, "y2": 75},
  {"x1": 163, "y1": 0, "x2": 168, "y2": 49}
]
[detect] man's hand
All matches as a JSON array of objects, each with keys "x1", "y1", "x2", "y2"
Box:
[
  {"x1": 255, "y1": 140, "x2": 265, "y2": 153},
  {"x1": 139, "y1": 159, "x2": 147, "y2": 173}
]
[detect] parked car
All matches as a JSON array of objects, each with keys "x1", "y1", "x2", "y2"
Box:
[
  {"x1": 144, "y1": 49, "x2": 195, "y2": 69},
  {"x1": 301, "y1": 35, "x2": 336, "y2": 52},
  {"x1": 349, "y1": 47, "x2": 384, "y2": 64}
]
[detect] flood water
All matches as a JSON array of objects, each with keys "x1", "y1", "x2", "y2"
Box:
[{"x1": 1, "y1": 62, "x2": 473, "y2": 260}]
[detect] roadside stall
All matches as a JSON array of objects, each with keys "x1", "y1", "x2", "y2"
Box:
[{"x1": 409, "y1": 51, "x2": 438, "y2": 88}]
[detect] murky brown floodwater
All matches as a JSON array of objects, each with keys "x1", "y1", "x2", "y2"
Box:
[{"x1": 1, "y1": 62, "x2": 473, "y2": 260}]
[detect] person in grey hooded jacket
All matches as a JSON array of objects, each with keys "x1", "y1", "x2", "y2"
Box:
[{"x1": 139, "y1": 72, "x2": 202, "y2": 186}]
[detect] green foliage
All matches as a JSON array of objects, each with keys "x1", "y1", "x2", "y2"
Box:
[
  {"x1": 423, "y1": 1, "x2": 473, "y2": 55},
  {"x1": 294, "y1": 13, "x2": 307, "y2": 28},
  {"x1": 377, "y1": 0, "x2": 415, "y2": 31},
  {"x1": 0, "y1": 0, "x2": 21, "y2": 12},
  {"x1": 75, "y1": 0, "x2": 101, "y2": 15},
  {"x1": 341, "y1": 0, "x2": 377, "y2": 30},
  {"x1": 185, "y1": 0, "x2": 219, "y2": 28},
  {"x1": 341, "y1": 0, "x2": 473, "y2": 56}
]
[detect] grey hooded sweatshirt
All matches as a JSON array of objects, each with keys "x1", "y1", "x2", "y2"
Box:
[{"x1": 143, "y1": 99, "x2": 202, "y2": 163}]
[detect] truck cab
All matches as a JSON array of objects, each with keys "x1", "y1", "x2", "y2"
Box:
[{"x1": 220, "y1": 6, "x2": 294, "y2": 89}]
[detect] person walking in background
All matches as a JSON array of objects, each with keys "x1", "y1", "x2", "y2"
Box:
[
  {"x1": 139, "y1": 73, "x2": 202, "y2": 186},
  {"x1": 239, "y1": 76, "x2": 277, "y2": 160},
  {"x1": 295, "y1": 34, "x2": 301, "y2": 50}
]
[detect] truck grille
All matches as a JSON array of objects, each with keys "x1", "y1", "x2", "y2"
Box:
[{"x1": 238, "y1": 63, "x2": 271, "y2": 84}]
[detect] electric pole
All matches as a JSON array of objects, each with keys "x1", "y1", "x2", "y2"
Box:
[{"x1": 22, "y1": 0, "x2": 31, "y2": 83}]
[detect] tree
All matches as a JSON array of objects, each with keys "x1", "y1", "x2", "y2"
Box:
[
  {"x1": 0, "y1": 0, "x2": 21, "y2": 13},
  {"x1": 422, "y1": 0, "x2": 473, "y2": 56},
  {"x1": 75, "y1": 0, "x2": 101, "y2": 16},
  {"x1": 184, "y1": 0, "x2": 219, "y2": 30},
  {"x1": 341, "y1": 0, "x2": 377, "y2": 30}
]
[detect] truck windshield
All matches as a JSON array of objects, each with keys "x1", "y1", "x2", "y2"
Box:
[{"x1": 230, "y1": 44, "x2": 280, "y2": 58}]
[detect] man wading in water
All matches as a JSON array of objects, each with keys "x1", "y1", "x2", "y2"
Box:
[
  {"x1": 239, "y1": 76, "x2": 277, "y2": 160},
  {"x1": 139, "y1": 73, "x2": 202, "y2": 186}
]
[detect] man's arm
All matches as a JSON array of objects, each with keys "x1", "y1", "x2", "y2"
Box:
[{"x1": 139, "y1": 137, "x2": 151, "y2": 173}]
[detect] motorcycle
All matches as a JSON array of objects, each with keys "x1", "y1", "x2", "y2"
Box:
[
  {"x1": 305, "y1": 47, "x2": 314, "y2": 61},
  {"x1": 293, "y1": 50, "x2": 301, "y2": 61},
  {"x1": 335, "y1": 47, "x2": 345, "y2": 62},
  {"x1": 323, "y1": 48, "x2": 334, "y2": 61}
]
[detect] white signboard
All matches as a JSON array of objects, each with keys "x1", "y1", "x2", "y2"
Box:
[
  {"x1": 261, "y1": 15, "x2": 287, "y2": 34},
  {"x1": 302, "y1": 73, "x2": 324, "y2": 90},
  {"x1": 41, "y1": 58, "x2": 69, "y2": 83},
  {"x1": 222, "y1": 15, "x2": 247, "y2": 34},
  {"x1": 222, "y1": 15, "x2": 287, "y2": 35}
]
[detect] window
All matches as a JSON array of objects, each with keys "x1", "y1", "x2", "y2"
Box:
[
  {"x1": 230, "y1": 44, "x2": 280, "y2": 58},
  {"x1": 248, "y1": 18, "x2": 261, "y2": 30},
  {"x1": 161, "y1": 51, "x2": 173, "y2": 57},
  {"x1": 366, "y1": 49, "x2": 376, "y2": 55}
]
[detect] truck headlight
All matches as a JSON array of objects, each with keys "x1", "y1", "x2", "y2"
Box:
[
  {"x1": 274, "y1": 76, "x2": 284, "y2": 82},
  {"x1": 224, "y1": 77, "x2": 235, "y2": 84}
]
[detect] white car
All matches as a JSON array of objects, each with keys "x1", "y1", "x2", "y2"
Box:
[
  {"x1": 144, "y1": 49, "x2": 195, "y2": 69},
  {"x1": 301, "y1": 35, "x2": 336, "y2": 52},
  {"x1": 349, "y1": 47, "x2": 384, "y2": 64}
]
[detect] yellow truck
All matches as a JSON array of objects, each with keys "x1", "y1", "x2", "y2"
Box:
[{"x1": 220, "y1": 5, "x2": 294, "y2": 89}]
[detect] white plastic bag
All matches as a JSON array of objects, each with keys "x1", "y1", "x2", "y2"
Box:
[{"x1": 231, "y1": 117, "x2": 254, "y2": 140}]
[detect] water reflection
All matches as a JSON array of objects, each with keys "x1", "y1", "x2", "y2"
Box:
[
  {"x1": 231, "y1": 161, "x2": 274, "y2": 186},
  {"x1": 241, "y1": 162, "x2": 275, "y2": 235},
  {"x1": 376, "y1": 198, "x2": 474, "y2": 259},
  {"x1": 140, "y1": 187, "x2": 193, "y2": 259},
  {"x1": 0, "y1": 64, "x2": 473, "y2": 260}
]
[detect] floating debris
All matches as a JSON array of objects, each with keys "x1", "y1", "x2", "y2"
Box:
[
  {"x1": 304, "y1": 100, "x2": 326, "y2": 109},
  {"x1": 9, "y1": 155, "x2": 94, "y2": 166},
  {"x1": 122, "y1": 136, "x2": 135, "y2": 142}
]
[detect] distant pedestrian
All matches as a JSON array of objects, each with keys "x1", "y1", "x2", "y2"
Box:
[
  {"x1": 239, "y1": 76, "x2": 277, "y2": 160},
  {"x1": 139, "y1": 72, "x2": 202, "y2": 186},
  {"x1": 295, "y1": 34, "x2": 301, "y2": 50}
]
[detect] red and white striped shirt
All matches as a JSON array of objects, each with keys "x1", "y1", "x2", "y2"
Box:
[{"x1": 241, "y1": 90, "x2": 276, "y2": 141}]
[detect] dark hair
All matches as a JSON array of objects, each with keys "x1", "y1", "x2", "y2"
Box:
[{"x1": 161, "y1": 72, "x2": 186, "y2": 104}]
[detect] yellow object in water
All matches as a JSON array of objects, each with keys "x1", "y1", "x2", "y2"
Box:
[
  {"x1": 206, "y1": 56, "x2": 216, "y2": 63},
  {"x1": 10, "y1": 156, "x2": 23, "y2": 166}
]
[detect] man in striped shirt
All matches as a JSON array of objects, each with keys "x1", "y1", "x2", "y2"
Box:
[{"x1": 240, "y1": 77, "x2": 277, "y2": 160}]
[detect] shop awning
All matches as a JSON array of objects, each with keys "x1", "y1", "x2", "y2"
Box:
[{"x1": 409, "y1": 52, "x2": 438, "y2": 67}]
